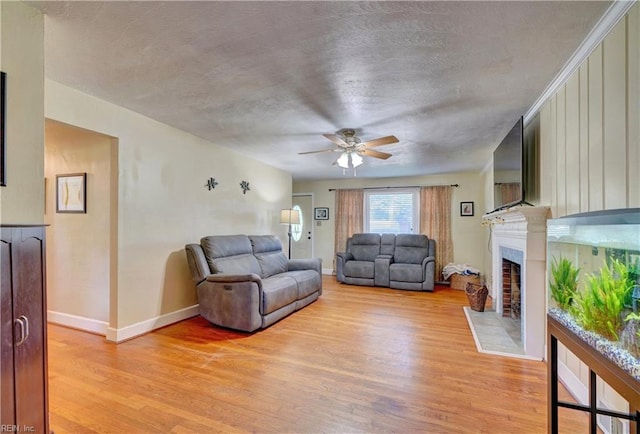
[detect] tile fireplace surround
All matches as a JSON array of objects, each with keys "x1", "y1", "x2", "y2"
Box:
[{"x1": 483, "y1": 206, "x2": 550, "y2": 360}]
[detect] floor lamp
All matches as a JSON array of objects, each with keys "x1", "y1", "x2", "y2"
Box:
[{"x1": 280, "y1": 209, "x2": 301, "y2": 258}]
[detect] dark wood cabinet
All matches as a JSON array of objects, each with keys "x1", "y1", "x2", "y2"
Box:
[{"x1": 1, "y1": 225, "x2": 49, "y2": 434}]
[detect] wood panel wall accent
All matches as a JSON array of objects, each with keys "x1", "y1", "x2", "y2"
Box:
[{"x1": 540, "y1": 4, "x2": 640, "y2": 216}]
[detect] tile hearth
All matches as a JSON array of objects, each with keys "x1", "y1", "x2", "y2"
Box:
[{"x1": 463, "y1": 307, "x2": 529, "y2": 358}]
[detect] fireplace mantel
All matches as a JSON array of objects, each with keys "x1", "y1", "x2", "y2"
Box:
[
  {"x1": 484, "y1": 206, "x2": 550, "y2": 360},
  {"x1": 483, "y1": 206, "x2": 550, "y2": 231}
]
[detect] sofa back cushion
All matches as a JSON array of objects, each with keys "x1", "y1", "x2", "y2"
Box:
[
  {"x1": 201, "y1": 235, "x2": 261, "y2": 275},
  {"x1": 349, "y1": 233, "x2": 381, "y2": 261},
  {"x1": 249, "y1": 235, "x2": 289, "y2": 278},
  {"x1": 393, "y1": 234, "x2": 430, "y2": 264},
  {"x1": 380, "y1": 233, "x2": 396, "y2": 255}
]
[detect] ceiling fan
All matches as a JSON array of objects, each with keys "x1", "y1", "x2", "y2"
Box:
[{"x1": 298, "y1": 129, "x2": 399, "y2": 172}]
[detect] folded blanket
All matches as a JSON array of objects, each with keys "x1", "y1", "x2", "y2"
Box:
[{"x1": 442, "y1": 263, "x2": 481, "y2": 280}]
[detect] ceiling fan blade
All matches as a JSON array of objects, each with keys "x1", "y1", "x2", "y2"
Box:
[
  {"x1": 360, "y1": 135, "x2": 399, "y2": 148},
  {"x1": 361, "y1": 149, "x2": 392, "y2": 160},
  {"x1": 323, "y1": 133, "x2": 349, "y2": 147},
  {"x1": 298, "y1": 148, "x2": 339, "y2": 155}
]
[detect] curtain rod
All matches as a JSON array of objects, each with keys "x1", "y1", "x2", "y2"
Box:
[{"x1": 328, "y1": 184, "x2": 459, "y2": 192}]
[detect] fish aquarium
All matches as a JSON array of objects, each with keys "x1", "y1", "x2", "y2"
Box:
[{"x1": 547, "y1": 208, "x2": 640, "y2": 380}]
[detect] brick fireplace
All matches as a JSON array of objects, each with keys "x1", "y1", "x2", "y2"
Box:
[
  {"x1": 484, "y1": 206, "x2": 549, "y2": 360},
  {"x1": 502, "y1": 258, "x2": 521, "y2": 320}
]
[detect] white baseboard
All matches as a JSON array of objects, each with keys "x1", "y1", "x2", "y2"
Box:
[
  {"x1": 322, "y1": 268, "x2": 334, "y2": 275},
  {"x1": 558, "y1": 359, "x2": 588, "y2": 405},
  {"x1": 105, "y1": 305, "x2": 200, "y2": 343},
  {"x1": 47, "y1": 310, "x2": 109, "y2": 336}
]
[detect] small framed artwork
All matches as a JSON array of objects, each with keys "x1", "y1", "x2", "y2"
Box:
[
  {"x1": 314, "y1": 207, "x2": 329, "y2": 220},
  {"x1": 460, "y1": 201, "x2": 474, "y2": 217},
  {"x1": 56, "y1": 173, "x2": 87, "y2": 213}
]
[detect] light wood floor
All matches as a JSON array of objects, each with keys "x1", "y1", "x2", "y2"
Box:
[{"x1": 48, "y1": 276, "x2": 588, "y2": 433}]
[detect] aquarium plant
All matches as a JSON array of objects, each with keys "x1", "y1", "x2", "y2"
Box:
[
  {"x1": 626, "y1": 258, "x2": 640, "y2": 308},
  {"x1": 622, "y1": 312, "x2": 640, "y2": 356},
  {"x1": 572, "y1": 259, "x2": 633, "y2": 341},
  {"x1": 549, "y1": 257, "x2": 580, "y2": 310}
]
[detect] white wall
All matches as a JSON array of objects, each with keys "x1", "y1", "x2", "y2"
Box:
[
  {"x1": 0, "y1": 1, "x2": 44, "y2": 224},
  {"x1": 45, "y1": 80, "x2": 293, "y2": 341},
  {"x1": 293, "y1": 171, "x2": 486, "y2": 276},
  {"x1": 539, "y1": 3, "x2": 640, "y2": 417}
]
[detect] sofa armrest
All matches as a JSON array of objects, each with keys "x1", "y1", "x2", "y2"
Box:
[
  {"x1": 421, "y1": 256, "x2": 436, "y2": 291},
  {"x1": 205, "y1": 273, "x2": 263, "y2": 284},
  {"x1": 421, "y1": 255, "x2": 435, "y2": 267},
  {"x1": 335, "y1": 252, "x2": 353, "y2": 282},
  {"x1": 197, "y1": 273, "x2": 264, "y2": 332},
  {"x1": 336, "y1": 251, "x2": 354, "y2": 262},
  {"x1": 185, "y1": 243, "x2": 211, "y2": 284},
  {"x1": 288, "y1": 258, "x2": 322, "y2": 275},
  {"x1": 374, "y1": 254, "x2": 393, "y2": 287}
]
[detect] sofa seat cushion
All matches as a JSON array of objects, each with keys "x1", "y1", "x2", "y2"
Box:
[
  {"x1": 390, "y1": 263, "x2": 424, "y2": 283},
  {"x1": 281, "y1": 270, "x2": 321, "y2": 299},
  {"x1": 261, "y1": 276, "x2": 299, "y2": 314},
  {"x1": 344, "y1": 260, "x2": 375, "y2": 279}
]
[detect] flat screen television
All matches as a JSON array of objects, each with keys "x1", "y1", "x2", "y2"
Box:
[{"x1": 493, "y1": 116, "x2": 524, "y2": 211}]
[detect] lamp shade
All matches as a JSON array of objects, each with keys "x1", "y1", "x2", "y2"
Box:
[{"x1": 280, "y1": 209, "x2": 301, "y2": 225}]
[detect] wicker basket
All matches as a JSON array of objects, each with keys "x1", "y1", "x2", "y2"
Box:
[
  {"x1": 450, "y1": 273, "x2": 480, "y2": 291},
  {"x1": 465, "y1": 282, "x2": 489, "y2": 312}
]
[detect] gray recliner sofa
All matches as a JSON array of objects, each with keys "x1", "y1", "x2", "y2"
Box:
[
  {"x1": 336, "y1": 233, "x2": 435, "y2": 291},
  {"x1": 185, "y1": 234, "x2": 322, "y2": 332}
]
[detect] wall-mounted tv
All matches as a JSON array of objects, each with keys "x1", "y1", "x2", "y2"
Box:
[{"x1": 493, "y1": 116, "x2": 524, "y2": 211}]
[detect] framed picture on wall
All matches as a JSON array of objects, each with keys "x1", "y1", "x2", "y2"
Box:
[
  {"x1": 460, "y1": 201, "x2": 474, "y2": 217},
  {"x1": 56, "y1": 173, "x2": 87, "y2": 213},
  {"x1": 1, "y1": 71, "x2": 6, "y2": 187},
  {"x1": 314, "y1": 207, "x2": 329, "y2": 220}
]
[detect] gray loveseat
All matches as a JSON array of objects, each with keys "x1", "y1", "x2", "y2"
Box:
[
  {"x1": 185, "y1": 234, "x2": 322, "y2": 332},
  {"x1": 336, "y1": 233, "x2": 435, "y2": 291}
]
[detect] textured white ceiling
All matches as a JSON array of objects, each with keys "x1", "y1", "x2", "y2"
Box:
[{"x1": 30, "y1": 1, "x2": 612, "y2": 180}]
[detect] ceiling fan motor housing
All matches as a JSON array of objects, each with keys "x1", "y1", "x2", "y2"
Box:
[{"x1": 341, "y1": 129, "x2": 361, "y2": 148}]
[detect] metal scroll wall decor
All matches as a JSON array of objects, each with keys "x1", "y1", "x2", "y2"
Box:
[{"x1": 205, "y1": 177, "x2": 218, "y2": 190}]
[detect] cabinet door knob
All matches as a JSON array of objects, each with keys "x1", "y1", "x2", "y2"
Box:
[{"x1": 14, "y1": 315, "x2": 29, "y2": 346}]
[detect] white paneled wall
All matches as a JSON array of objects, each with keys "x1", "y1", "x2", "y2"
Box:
[
  {"x1": 540, "y1": 4, "x2": 640, "y2": 419},
  {"x1": 541, "y1": 6, "x2": 640, "y2": 216}
]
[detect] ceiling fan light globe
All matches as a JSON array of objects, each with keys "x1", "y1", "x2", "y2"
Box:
[
  {"x1": 337, "y1": 152, "x2": 349, "y2": 169},
  {"x1": 351, "y1": 153, "x2": 363, "y2": 167}
]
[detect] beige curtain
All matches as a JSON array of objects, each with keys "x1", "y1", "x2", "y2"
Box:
[
  {"x1": 419, "y1": 186, "x2": 453, "y2": 281},
  {"x1": 334, "y1": 189, "x2": 364, "y2": 268}
]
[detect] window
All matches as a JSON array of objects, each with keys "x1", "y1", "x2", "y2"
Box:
[
  {"x1": 291, "y1": 205, "x2": 303, "y2": 241},
  {"x1": 364, "y1": 189, "x2": 419, "y2": 234}
]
